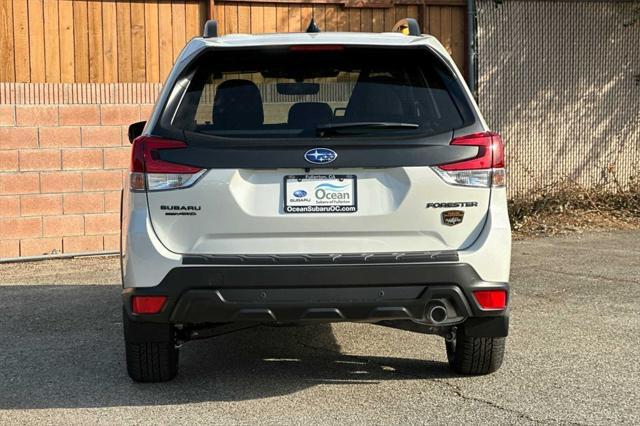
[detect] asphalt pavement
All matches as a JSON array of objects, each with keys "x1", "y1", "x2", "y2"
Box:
[{"x1": 0, "y1": 231, "x2": 638, "y2": 424}]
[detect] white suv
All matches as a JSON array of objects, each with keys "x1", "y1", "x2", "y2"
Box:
[{"x1": 121, "y1": 19, "x2": 511, "y2": 382}]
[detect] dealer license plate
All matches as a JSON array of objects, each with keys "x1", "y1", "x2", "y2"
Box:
[{"x1": 284, "y1": 175, "x2": 357, "y2": 213}]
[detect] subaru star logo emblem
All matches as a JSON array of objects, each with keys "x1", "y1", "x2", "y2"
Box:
[{"x1": 304, "y1": 148, "x2": 337, "y2": 165}]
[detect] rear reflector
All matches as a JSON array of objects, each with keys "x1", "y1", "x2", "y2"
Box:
[
  {"x1": 473, "y1": 290, "x2": 507, "y2": 310},
  {"x1": 131, "y1": 295, "x2": 167, "y2": 314}
]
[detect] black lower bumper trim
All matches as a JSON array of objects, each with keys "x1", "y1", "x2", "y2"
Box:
[
  {"x1": 123, "y1": 262, "x2": 509, "y2": 329},
  {"x1": 168, "y1": 285, "x2": 471, "y2": 324}
]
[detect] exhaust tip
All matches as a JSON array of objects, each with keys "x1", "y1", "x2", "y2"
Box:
[{"x1": 428, "y1": 304, "x2": 448, "y2": 324}]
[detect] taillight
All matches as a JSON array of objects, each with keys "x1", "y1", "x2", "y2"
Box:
[
  {"x1": 473, "y1": 290, "x2": 507, "y2": 310},
  {"x1": 433, "y1": 132, "x2": 506, "y2": 188},
  {"x1": 130, "y1": 136, "x2": 205, "y2": 191},
  {"x1": 131, "y1": 295, "x2": 167, "y2": 314}
]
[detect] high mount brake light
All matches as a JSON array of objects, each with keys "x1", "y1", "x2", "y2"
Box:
[
  {"x1": 130, "y1": 136, "x2": 205, "y2": 191},
  {"x1": 433, "y1": 132, "x2": 506, "y2": 188},
  {"x1": 289, "y1": 45, "x2": 344, "y2": 52}
]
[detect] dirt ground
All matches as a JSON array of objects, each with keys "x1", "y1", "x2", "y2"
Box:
[{"x1": 512, "y1": 209, "x2": 640, "y2": 239}]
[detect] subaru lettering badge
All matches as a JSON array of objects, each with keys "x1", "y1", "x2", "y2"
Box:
[
  {"x1": 293, "y1": 190, "x2": 307, "y2": 198},
  {"x1": 304, "y1": 148, "x2": 337, "y2": 165}
]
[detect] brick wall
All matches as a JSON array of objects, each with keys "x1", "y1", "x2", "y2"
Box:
[{"x1": 0, "y1": 83, "x2": 160, "y2": 258}]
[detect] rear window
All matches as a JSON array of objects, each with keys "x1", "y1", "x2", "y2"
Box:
[{"x1": 164, "y1": 46, "x2": 474, "y2": 139}]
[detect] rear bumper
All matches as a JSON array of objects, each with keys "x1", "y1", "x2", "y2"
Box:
[{"x1": 123, "y1": 262, "x2": 509, "y2": 335}]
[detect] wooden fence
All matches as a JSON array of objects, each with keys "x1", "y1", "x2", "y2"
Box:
[
  {"x1": 0, "y1": 0, "x2": 208, "y2": 83},
  {"x1": 0, "y1": 0, "x2": 466, "y2": 84},
  {"x1": 213, "y1": 1, "x2": 466, "y2": 72}
]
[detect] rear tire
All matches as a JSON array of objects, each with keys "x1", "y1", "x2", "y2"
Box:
[
  {"x1": 446, "y1": 326, "x2": 505, "y2": 375},
  {"x1": 123, "y1": 312, "x2": 179, "y2": 382}
]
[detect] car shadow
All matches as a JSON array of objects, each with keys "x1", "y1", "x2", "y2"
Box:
[{"x1": 0, "y1": 284, "x2": 457, "y2": 409}]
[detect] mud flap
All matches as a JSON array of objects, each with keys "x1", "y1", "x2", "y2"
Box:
[{"x1": 463, "y1": 316, "x2": 509, "y2": 337}]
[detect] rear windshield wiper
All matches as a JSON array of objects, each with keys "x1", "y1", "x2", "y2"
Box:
[{"x1": 317, "y1": 122, "x2": 419, "y2": 137}]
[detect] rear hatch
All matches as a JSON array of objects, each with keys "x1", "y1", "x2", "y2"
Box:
[{"x1": 139, "y1": 45, "x2": 500, "y2": 255}]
